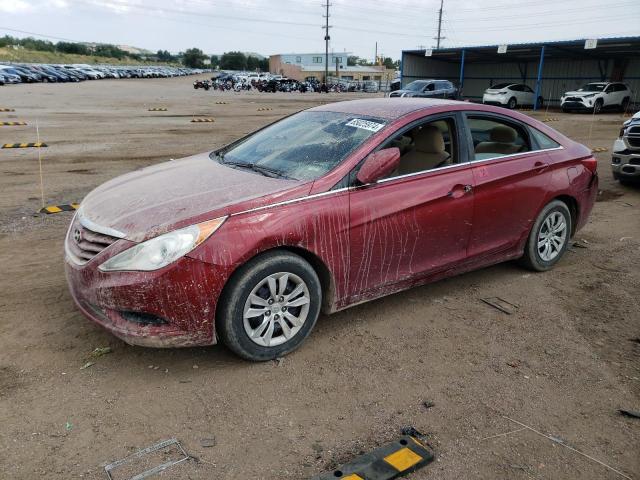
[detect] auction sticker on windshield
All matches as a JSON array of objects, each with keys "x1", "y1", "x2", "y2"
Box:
[{"x1": 346, "y1": 118, "x2": 385, "y2": 132}]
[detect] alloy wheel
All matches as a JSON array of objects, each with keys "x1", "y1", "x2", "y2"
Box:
[
  {"x1": 243, "y1": 272, "x2": 311, "y2": 347},
  {"x1": 537, "y1": 211, "x2": 568, "y2": 261}
]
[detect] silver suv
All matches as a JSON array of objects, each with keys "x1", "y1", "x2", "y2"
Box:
[{"x1": 612, "y1": 112, "x2": 640, "y2": 184}]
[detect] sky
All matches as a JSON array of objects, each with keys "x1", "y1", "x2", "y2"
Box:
[{"x1": 1, "y1": 0, "x2": 639, "y2": 60}]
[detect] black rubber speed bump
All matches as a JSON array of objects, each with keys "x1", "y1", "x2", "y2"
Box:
[
  {"x1": 148, "y1": 107, "x2": 168, "y2": 111},
  {"x1": 39, "y1": 203, "x2": 79, "y2": 214},
  {"x1": 310, "y1": 434, "x2": 434, "y2": 480},
  {"x1": 191, "y1": 118, "x2": 215, "y2": 123},
  {"x1": 2, "y1": 142, "x2": 47, "y2": 149},
  {"x1": 0, "y1": 108, "x2": 15, "y2": 112},
  {"x1": 0, "y1": 121, "x2": 26, "y2": 126}
]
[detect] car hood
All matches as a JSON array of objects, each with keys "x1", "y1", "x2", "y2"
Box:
[
  {"x1": 79, "y1": 152, "x2": 305, "y2": 242},
  {"x1": 564, "y1": 90, "x2": 600, "y2": 97}
]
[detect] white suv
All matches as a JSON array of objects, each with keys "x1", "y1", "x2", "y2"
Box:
[
  {"x1": 482, "y1": 83, "x2": 542, "y2": 109},
  {"x1": 561, "y1": 82, "x2": 631, "y2": 113}
]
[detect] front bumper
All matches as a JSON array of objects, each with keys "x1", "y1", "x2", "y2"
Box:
[
  {"x1": 65, "y1": 243, "x2": 226, "y2": 348},
  {"x1": 612, "y1": 152, "x2": 640, "y2": 178},
  {"x1": 561, "y1": 98, "x2": 594, "y2": 110}
]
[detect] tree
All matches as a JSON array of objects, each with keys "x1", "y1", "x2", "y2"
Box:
[
  {"x1": 157, "y1": 50, "x2": 173, "y2": 62},
  {"x1": 220, "y1": 51, "x2": 247, "y2": 70},
  {"x1": 210, "y1": 55, "x2": 219, "y2": 68},
  {"x1": 183, "y1": 48, "x2": 207, "y2": 68},
  {"x1": 382, "y1": 57, "x2": 397, "y2": 69},
  {"x1": 347, "y1": 55, "x2": 360, "y2": 66},
  {"x1": 56, "y1": 41, "x2": 90, "y2": 55}
]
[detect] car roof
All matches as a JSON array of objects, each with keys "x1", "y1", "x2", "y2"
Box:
[{"x1": 308, "y1": 98, "x2": 461, "y2": 121}]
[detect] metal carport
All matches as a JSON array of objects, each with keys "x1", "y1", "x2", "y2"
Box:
[{"x1": 400, "y1": 37, "x2": 640, "y2": 110}]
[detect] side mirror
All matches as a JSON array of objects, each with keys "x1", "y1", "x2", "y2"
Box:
[{"x1": 356, "y1": 147, "x2": 401, "y2": 184}]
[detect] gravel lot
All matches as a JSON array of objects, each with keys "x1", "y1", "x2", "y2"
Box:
[{"x1": 0, "y1": 76, "x2": 638, "y2": 479}]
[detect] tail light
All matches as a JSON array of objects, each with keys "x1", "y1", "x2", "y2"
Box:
[{"x1": 582, "y1": 156, "x2": 598, "y2": 174}]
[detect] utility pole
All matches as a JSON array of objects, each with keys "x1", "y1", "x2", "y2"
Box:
[
  {"x1": 435, "y1": 0, "x2": 445, "y2": 49},
  {"x1": 323, "y1": 0, "x2": 331, "y2": 84},
  {"x1": 375, "y1": 41, "x2": 377, "y2": 65}
]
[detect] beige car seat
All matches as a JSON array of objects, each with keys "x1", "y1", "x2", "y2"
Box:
[
  {"x1": 475, "y1": 125, "x2": 523, "y2": 155},
  {"x1": 397, "y1": 125, "x2": 450, "y2": 175}
]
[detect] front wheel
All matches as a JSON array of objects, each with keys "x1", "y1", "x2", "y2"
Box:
[
  {"x1": 593, "y1": 99, "x2": 603, "y2": 114},
  {"x1": 507, "y1": 97, "x2": 517, "y2": 109},
  {"x1": 519, "y1": 200, "x2": 572, "y2": 271},
  {"x1": 217, "y1": 251, "x2": 322, "y2": 361}
]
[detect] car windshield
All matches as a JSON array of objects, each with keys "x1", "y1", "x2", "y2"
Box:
[
  {"x1": 578, "y1": 83, "x2": 605, "y2": 92},
  {"x1": 489, "y1": 83, "x2": 512, "y2": 89},
  {"x1": 213, "y1": 111, "x2": 386, "y2": 181},
  {"x1": 405, "y1": 81, "x2": 427, "y2": 92}
]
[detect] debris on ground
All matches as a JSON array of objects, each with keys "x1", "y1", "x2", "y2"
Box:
[
  {"x1": 481, "y1": 297, "x2": 518, "y2": 315},
  {"x1": 80, "y1": 361, "x2": 94, "y2": 370},
  {"x1": 619, "y1": 409, "x2": 640, "y2": 419},
  {"x1": 89, "y1": 347, "x2": 112, "y2": 359},
  {"x1": 104, "y1": 438, "x2": 189, "y2": 480},
  {"x1": 200, "y1": 437, "x2": 217, "y2": 447},
  {"x1": 573, "y1": 241, "x2": 588, "y2": 249},
  {"x1": 422, "y1": 401, "x2": 435, "y2": 410}
]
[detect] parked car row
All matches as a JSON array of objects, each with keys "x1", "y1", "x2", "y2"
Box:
[{"x1": 0, "y1": 63, "x2": 204, "y2": 85}]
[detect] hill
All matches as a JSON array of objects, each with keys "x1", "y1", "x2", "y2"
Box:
[{"x1": 0, "y1": 47, "x2": 173, "y2": 65}]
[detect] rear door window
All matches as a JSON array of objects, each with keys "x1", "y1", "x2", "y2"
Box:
[{"x1": 465, "y1": 115, "x2": 531, "y2": 160}]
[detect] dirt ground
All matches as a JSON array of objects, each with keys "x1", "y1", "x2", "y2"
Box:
[{"x1": 0, "y1": 76, "x2": 638, "y2": 480}]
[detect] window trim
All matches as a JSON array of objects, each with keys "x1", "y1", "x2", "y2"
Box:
[
  {"x1": 346, "y1": 111, "x2": 471, "y2": 187},
  {"x1": 463, "y1": 111, "x2": 539, "y2": 163}
]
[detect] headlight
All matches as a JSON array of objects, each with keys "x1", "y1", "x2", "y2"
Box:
[
  {"x1": 98, "y1": 217, "x2": 227, "y2": 272},
  {"x1": 583, "y1": 93, "x2": 596, "y2": 98}
]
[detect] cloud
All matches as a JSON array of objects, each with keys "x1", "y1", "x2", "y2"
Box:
[{"x1": 0, "y1": 0, "x2": 33, "y2": 13}]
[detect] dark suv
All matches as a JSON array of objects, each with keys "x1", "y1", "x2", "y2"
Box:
[{"x1": 389, "y1": 79, "x2": 457, "y2": 99}]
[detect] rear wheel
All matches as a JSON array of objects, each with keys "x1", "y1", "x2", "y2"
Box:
[
  {"x1": 507, "y1": 97, "x2": 517, "y2": 109},
  {"x1": 520, "y1": 200, "x2": 572, "y2": 271},
  {"x1": 217, "y1": 251, "x2": 322, "y2": 361}
]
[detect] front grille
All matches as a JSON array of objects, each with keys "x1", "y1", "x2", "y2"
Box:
[
  {"x1": 627, "y1": 137, "x2": 640, "y2": 148},
  {"x1": 627, "y1": 126, "x2": 640, "y2": 135},
  {"x1": 67, "y1": 217, "x2": 118, "y2": 264},
  {"x1": 565, "y1": 97, "x2": 584, "y2": 102},
  {"x1": 630, "y1": 158, "x2": 640, "y2": 166}
]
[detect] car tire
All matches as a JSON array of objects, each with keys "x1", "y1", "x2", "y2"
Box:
[
  {"x1": 519, "y1": 200, "x2": 572, "y2": 272},
  {"x1": 217, "y1": 250, "x2": 322, "y2": 361},
  {"x1": 507, "y1": 97, "x2": 517, "y2": 109},
  {"x1": 593, "y1": 99, "x2": 603, "y2": 114}
]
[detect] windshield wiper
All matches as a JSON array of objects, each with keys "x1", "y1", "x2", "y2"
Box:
[
  {"x1": 221, "y1": 159, "x2": 293, "y2": 180},
  {"x1": 251, "y1": 164, "x2": 294, "y2": 180}
]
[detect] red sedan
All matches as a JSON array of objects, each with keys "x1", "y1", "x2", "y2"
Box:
[{"x1": 65, "y1": 98, "x2": 598, "y2": 360}]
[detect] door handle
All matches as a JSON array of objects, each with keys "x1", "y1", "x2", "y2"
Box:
[
  {"x1": 448, "y1": 184, "x2": 473, "y2": 198},
  {"x1": 534, "y1": 161, "x2": 549, "y2": 173}
]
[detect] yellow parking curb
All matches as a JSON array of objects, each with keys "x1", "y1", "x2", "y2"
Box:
[
  {"x1": 2, "y1": 142, "x2": 47, "y2": 149},
  {"x1": 39, "y1": 203, "x2": 80, "y2": 214},
  {"x1": 191, "y1": 118, "x2": 215, "y2": 123},
  {"x1": 0, "y1": 121, "x2": 27, "y2": 126}
]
